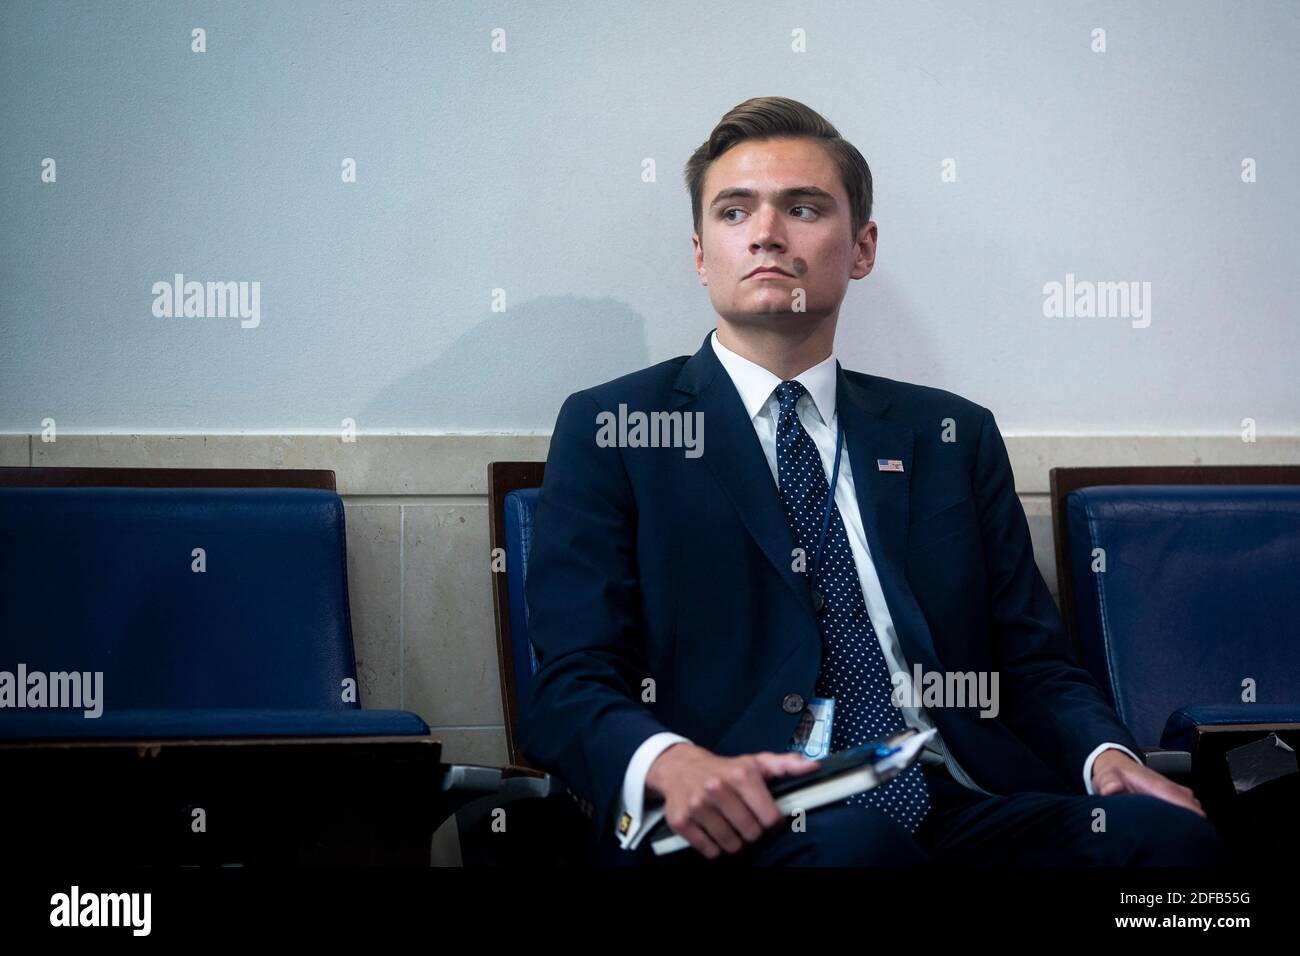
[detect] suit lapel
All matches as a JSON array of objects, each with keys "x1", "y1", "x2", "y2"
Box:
[
  {"x1": 836, "y1": 368, "x2": 911, "y2": 592},
  {"x1": 671, "y1": 333, "x2": 945, "y2": 673},
  {"x1": 672, "y1": 333, "x2": 815, "y2": 616},
  {"x1": 836, "y1": 366, "x2": 942, "y2": 669}
]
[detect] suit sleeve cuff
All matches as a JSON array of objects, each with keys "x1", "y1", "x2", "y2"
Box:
[
  {"x1": 616, "y1": 732, "x2": 691, "y2": 850},
  {"x1": 1083, "y1": 742, "x2": 1144, "y2": 795}
]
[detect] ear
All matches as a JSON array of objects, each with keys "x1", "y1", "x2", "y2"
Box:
[
  {"x1": 850, "y1": 220, "x2": 878, "y2": 280},
  {"x1": 692, "y1": 231, "x2": 708, "y2": 286}
]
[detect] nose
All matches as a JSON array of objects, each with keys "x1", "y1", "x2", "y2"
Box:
[{"x1": 748, "y1": 204, "x2": 787, "y2": 254}]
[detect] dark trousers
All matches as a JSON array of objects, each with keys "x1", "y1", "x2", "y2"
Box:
[{"x1": 646, "y1": 763, "x2": 1226, "y2": 867}]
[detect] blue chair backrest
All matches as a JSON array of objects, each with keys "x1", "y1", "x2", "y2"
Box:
[
  {"x1": 1066, "y1": 484, "x2": 1300, "y2": 747},
  {"x1": 503, "y1": 487, "x2": 541, "y2": 709},
  {"x1": 0, "y1": 486, "x2": 360, "y2": 711}
]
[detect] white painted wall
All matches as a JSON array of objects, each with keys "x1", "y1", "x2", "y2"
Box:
[{"x1": 2, "y1": 0, "x2": 1296, "y2": 433}]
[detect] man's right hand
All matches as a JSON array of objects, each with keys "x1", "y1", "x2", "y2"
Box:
[{"x1": 645, "y1": 742, "x2": 819, "y2": 859}]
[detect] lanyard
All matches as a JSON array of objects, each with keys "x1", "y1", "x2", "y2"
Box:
[{"x1": 808, "y1": 421, "x2": 845, "y2": 610}]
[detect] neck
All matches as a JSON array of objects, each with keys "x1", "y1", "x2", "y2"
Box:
[{"x1": 715, "y1": 316, "x2": 837, "y2": 380}]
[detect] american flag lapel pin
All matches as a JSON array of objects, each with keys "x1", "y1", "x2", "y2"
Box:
[{"x1": 877, "y1": 458, "x2": 905, "y2": 472}]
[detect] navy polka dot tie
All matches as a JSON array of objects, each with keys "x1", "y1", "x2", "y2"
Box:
[{"x1": 773, "y1": 380, "x2": 930, "y2": 833}]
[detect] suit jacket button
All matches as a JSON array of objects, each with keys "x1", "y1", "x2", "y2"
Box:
[{"x1": 782, "y1": 693, "x2": 804, "y2": 714}]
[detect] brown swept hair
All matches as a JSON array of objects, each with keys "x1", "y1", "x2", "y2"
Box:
[{"x1": 684, "y1": 96, "x2": 873, "y2": 245}]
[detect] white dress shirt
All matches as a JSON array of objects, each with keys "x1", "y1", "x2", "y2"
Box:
[{"x1": 615, "y1": 330, "x2": 1141, "y2": 850}]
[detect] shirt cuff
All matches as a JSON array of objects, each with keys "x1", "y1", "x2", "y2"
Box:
[
  {"x1": 616, "y1": 732, "x2": 691, "y2": 850},
  {"x1": 1082, "y1": 742, "x2": 1144, "y2": 795}
]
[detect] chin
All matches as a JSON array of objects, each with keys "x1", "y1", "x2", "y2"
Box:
[{"x1": 725, "y1": 310, "x2": 818, "y2": 328}]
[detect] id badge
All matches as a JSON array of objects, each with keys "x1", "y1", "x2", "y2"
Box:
[{"x1": 787, "y1": 696, "x2": 834, "y2": 759}]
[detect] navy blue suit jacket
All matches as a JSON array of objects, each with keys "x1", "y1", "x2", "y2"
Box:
[{"x1": 519, "y1": 331, "x2": 1140, "y2": 862}]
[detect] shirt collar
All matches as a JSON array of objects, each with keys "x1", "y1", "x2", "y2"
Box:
[{"x1": 709, "y1": 328, "x2": 838, "y2": 426}]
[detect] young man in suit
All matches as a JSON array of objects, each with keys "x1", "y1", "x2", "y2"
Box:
[{"x1": 519, "y1": 96, "x2": 1223, "y2": 867}]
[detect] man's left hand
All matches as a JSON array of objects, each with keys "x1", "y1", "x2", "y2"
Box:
[{"x1": 1090, "y1": 749, "x2": 1206, "y2": 817}]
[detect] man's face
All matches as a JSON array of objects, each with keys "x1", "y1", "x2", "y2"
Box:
[{"x1": 692, "y1": 136, "x2": 875, "y2": 330}]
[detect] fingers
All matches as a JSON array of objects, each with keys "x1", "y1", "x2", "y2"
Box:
[
  {"x1": 678, "y1": 796, "x2": 751, "y2": 857},
  {"x1": 668, "y1": 752, "x2": 824, "y2": 859},
  {"x1": 732, "y1": 758, "x2": 794, "y2": 830},
  {"x1": 695, "y1": 802, "x2": 743, "y2": 856},
  {"x1": 1155, "y1": 790, "x2": 1206, "y2": 817},
  {"x1": 1133, "y1": 772, "x2": 1206, "y2": 817},
  {"x1": 674, "y1": 754, "x2": 815, "y2": 857},
  {"x1": 1099, "y1": 768, "x2": 1208, "y2": 818},
  {"x1": 668, "y1": 776, "x2": 758, "y2": 857},
  {"x1": 753, "y1": 751, "x2": 820, "y2": 778},
  {"x1": 702, "y1": 772, "x2": 767, "y2": 844},
  {"x1": 750, "y1": 752, "x2": 819, "y2": 824},
  {"x1": 1166, "y1": 784, "x2": 1206, "y2": 817},
  {"x1": 1094, "y1": 774, "x2": 1126, "y2": 797},
  {"x1": 676, "y1": 818, "x2": 722, "y2": 859}
]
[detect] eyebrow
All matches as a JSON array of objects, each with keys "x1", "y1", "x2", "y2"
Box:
[{"x1": 708, "y1": 185, "x2": 838, "y2": 209}]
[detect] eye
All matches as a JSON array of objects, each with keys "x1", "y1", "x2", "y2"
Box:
[{"x1": 722, "y1": 205, "x2": 819, "y2": 222}]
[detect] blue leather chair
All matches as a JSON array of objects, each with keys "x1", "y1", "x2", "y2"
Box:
[
  {"x1": 1052, "y1": 468, "x2": 1300, "y2": 771},
  {"x1": 0, "y1": 477, "x2": 426, "y2": 740},
  {"x1": 0, "y1": 465, "x2": 512, "y2": 864},
  {"x1": 480, "y1": 461, "x2": 596, "y2": 864},
  {"x1": 488, "y1": 462, "x2": 549, "y2": 771},
  {"x1": 503, "y1": 488, "x2": 542, "y2": 721}
]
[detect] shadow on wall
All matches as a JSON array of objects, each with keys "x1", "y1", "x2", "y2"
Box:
[{"x1": 360, "y1": 297, "x2": 651, "y2": 431}]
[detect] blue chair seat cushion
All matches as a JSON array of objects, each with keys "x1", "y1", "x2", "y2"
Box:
[
  {"x1": 0, "y1": 708, "x2": 429, "y2": 741},
  {"x1": 1161, "y1": 703, "x2": 1300, "y2": 751}
]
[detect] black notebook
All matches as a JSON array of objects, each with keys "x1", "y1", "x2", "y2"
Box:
[{"x1": 647, "y1": 726, "x2": 936, "y2": 856}]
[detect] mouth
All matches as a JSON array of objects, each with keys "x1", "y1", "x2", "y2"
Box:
[{"x1": 746, "y1": 266, "x2": 794, "y2": 279}]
